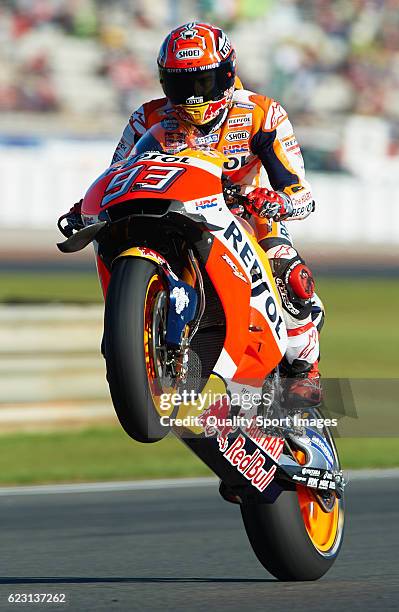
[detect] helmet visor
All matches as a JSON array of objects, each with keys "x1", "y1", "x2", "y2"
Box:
[{"x1": 160, "y1": 62, "x2": 235, "y2": 106}]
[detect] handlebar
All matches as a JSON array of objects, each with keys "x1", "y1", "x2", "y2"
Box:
[{"x1": 222, "y1": 177, "x2": 252, "y2": 220}]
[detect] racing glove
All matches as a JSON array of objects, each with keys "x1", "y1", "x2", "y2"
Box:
[
  {"x1": 246, "y1": 188, "x2": 293, "y2": 221},
  {"x1": 57, "y1": 199, "x2": 84, "y2": 238}
]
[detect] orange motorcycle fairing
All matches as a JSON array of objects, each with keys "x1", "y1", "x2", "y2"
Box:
[{"x1": 205, "y1": 221, "x2": 287, "y2": 385}]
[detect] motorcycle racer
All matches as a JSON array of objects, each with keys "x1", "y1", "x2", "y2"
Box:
[{"x1": 65, "y1": 22, "x2": 323, "y2": 407}]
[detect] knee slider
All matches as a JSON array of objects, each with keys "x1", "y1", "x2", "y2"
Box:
[
  {"x1": 270, "y1": 256, "x2": 314, "y2": 320},
  {"x1": 288, "y1": 262, "x2": 315, "y2": 300}
]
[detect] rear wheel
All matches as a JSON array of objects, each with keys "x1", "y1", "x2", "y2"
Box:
[
  {"x1": 240, "y1": 485, "x2": 344, "y2": 581},
  {"x1": 104, "y1": 257, "x2": 177, "y2": 442},
  {"x1": 240, "y1": 426, "x2": 344, "y2": 581}
]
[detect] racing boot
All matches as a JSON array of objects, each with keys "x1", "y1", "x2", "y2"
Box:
[{"x1": 219, "y1": 481, "x2": 242, "y2": 505}]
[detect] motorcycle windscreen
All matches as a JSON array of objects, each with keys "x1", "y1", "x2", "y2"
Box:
[{"x1": 82, "y1": 150, "x2": 223, "y2": 216}]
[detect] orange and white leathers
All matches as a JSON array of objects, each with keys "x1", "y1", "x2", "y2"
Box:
[{"x1": 111, "y1": 87, "x2": 320, "y2": 366}]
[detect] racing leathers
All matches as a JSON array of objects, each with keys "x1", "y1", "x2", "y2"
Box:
[{"x1": 112, "y1": 87, "x2": 323, "y2": 405}]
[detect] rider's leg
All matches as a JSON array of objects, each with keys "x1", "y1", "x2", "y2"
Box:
[{"x1": 255, "y1": 219, "x2": 323, "y2": 406}]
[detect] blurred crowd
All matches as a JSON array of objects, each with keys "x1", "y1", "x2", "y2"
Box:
[
  {"x1": 266, "y1": 0, "x2": 399, "y2": 124},
  {"x1": 0, "y1": 0, "x2": 398, "y2": 136},
  {"x1": 0, "y1": 0, "x2": 161, "y2": 116}
]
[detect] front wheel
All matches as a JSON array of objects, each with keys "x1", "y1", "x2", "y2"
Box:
[{"x1": 104, "y1": 257, "x2": 176, "y2": 443}]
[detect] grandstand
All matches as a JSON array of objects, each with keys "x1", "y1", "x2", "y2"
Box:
[{"x1": 0, "y1": 0, "x2": 398, "y2": 254}]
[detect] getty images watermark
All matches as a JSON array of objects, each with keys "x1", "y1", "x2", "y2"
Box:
[
  {"x1": 160, "y1": 390, "x2": 262, "y2": 412},
  {"x1": 158, "y1": 390, "x2": 338, "y2": 429}
]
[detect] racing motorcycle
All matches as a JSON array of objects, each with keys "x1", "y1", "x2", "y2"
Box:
[{"x1": 57, "y1": 143, "x2": 345, "y2": 581}]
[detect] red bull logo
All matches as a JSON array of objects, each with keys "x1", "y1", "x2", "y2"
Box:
[
  {"x1": 198, "y1": 399, "x2": 282, "y2": 492},
  {"x1": 198, "y1": 396, "x2": 236, "y2": 442},
  {"x1": 223, "y1": 435, "x2": 277, "y2": 492}
]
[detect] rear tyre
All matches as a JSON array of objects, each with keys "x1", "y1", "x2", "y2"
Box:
[
  {"x1": 241, "y1": 418, "x2": 344, "y2": 581},
  {"x1": 104, "y1": 257, "x2": 176, "y2": 443},
  {"x1": 240, "y1": 485, "x2": 344, "y2": 580}
]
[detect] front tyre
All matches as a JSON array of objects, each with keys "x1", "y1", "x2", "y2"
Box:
[{"x1": 104, "y1": 257, "x2": 175, "y2": 443}]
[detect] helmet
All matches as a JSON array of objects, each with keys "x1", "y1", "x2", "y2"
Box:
[{"x1": 157, "y1": 22, "x2": 236, "y2": 126}]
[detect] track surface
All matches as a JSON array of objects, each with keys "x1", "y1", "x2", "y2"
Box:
[{"x1": 0, "y1": 476, "x2": 398, "y2": 611}]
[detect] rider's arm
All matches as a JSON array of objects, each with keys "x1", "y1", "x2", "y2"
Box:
[
  {"x1": 250, "y1": 100, "x2": 314, "y2": 220},
  {"x1": 111, "y1": 98, "x2": 170, "y2": 165},
  {"x1": 111, "y1": 105, "x2": 147, "y2": 165}
]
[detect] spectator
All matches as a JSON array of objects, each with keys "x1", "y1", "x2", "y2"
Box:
[{"x1": 0, "y1": 0, "x2": 398, "y2": 137}]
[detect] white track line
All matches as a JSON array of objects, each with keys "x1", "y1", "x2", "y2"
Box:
[
  {"x1": 0, "y1": 477, "x2": 217, "y2": 496},
  {"x1": 346, "y1": 467, "x2": 399, "y2": 480},
  {"x1": 0, "y1": 469, "x2": 398, "y2": 496}
]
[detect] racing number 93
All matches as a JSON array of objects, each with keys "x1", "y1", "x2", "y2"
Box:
[{"x1": 101, "y1": 164, "x2": 185, "y2": 207}]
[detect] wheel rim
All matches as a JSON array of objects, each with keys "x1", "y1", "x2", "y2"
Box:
[
  {"x1": 143, "y1": 274, "x2": 175, "y2": 417},
  {"x1": 292, "y1": 444, "x2": 343, "y2": 555},
  {"x1": 297, "y1": 485, "x2": 340, "y2": 553}
]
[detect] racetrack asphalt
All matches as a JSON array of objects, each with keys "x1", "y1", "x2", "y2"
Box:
[{"x1": 0, "y1": 474, "x2": 397, "y2": 612}]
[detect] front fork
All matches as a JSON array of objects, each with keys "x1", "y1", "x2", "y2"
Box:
[{"x1": 99, "y1": 245, "x2": 204, "y2": 383}]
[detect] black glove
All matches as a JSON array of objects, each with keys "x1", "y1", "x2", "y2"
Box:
[{"x1": 57, "y1": 199, "x2": 84, "y2": 238}]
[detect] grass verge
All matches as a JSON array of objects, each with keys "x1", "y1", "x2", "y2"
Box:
[
  {"x1": 0, "y1": 426, "x2": 397, "y2": 486},
  {"x1": 0, "y1": 272, "x2": 102, "y2": 304},
  {"x1": 1, "y1": 274, "x2": 397, "y2": 483},
  {"x1": 1, "y1": 274, "x2": 398, "y2": 376}
]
